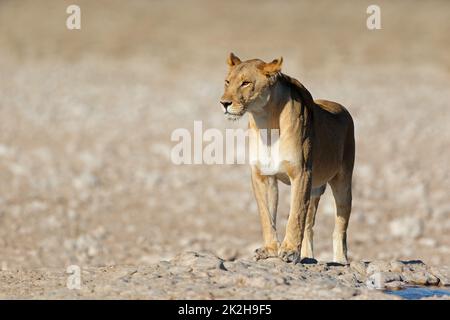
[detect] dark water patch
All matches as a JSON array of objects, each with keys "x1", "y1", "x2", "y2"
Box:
[{"x1": 385, "y1": 286, "x2": 450, "y2": 300}]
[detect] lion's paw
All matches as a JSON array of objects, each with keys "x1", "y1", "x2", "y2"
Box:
[
  {"x1": 279, "y1": 248, "x2": 300, "y2": 263},
  {"x1": 254, "y1": 247, "x2": 278, "y2": 261},
  {"x1": 279, "y1": 250, "x2": 300, "y2": 263}
]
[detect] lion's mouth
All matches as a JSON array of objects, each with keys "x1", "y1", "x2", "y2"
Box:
[
  {"x1": 225, "y1": 107, "x2": 246, "y2": 121},
  {"x1": 225, "y1": 110, "x2": 246, "y2": 121}
]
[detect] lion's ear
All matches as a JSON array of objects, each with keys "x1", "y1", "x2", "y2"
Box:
[
  {"x1": 227, "y1": 52, "x2": 241, "y2": 67},
  {"x1": 261, "y1": 57, "x2": 283, "y2": 75}
]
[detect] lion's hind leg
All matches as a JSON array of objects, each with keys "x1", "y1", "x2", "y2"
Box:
[
  {"x1": 329, "y1": 173, "x2": 352, "y2": 264},
  {"x1": 330, "y1": 119, "x2": 354, "y2": 264}
]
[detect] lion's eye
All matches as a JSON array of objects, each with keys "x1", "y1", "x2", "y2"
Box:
[
  {"x1": 241, "y1": 81, "x2": 251, "y2": 87},
  {"x1": 225, "y1": 80, "x2": 230, "y2": 86}
]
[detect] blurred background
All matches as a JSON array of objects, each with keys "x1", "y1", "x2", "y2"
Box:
[{"x1": 0, "y1": 0, "x2": 449, "y2": 269}]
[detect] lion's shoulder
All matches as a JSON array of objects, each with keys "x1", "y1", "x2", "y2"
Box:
[{"x1": 279, "y1": 73, "x2": 315, "y2": 108}]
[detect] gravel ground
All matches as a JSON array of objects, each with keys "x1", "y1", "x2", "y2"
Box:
[{"x1": 1, "y1": 252, "x2": 449, "y2": 299}]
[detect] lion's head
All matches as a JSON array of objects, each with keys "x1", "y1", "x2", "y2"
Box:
[{"x1": 220, "y1": 53, "x2": 283, "y2": 120}]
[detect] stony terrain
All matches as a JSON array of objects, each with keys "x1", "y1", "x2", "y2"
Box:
[
  {"x1": 0, "y1": 0, "x2": 449, "y2": 299},
  {"x1": 1, "y1": 251, "x2": 449, "y2": 299}
]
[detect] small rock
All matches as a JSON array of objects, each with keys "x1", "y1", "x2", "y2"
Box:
[
  {"x1": 350, "y1": 261, "x2": 367, "y2": 275},
  {"x1": 401, "y1": 260, "x2": 426, "y2": 272},
  {"x1": 172, "y1": 251, "x2": 227, "y2": 271},
  {"x1": 366, "y1": 272, "x2": 403, "y2": 289},
  {"x1": 384, "y1": 281, "x2": 404, "y2": 290},
  {"x1": 389, "y1": 261, "x2": 404, "y2": 273},
  {"x1": 366, "y1": 260, "x2": 391, "y2": 275},
  {"x1": 430, "y1": 266, "x2": 450, "y2": 287},
  {"x1": 403, "y1": 271, "x2": 439, "y2": 286},
  {"x1": 339, "y1": 273, "x2": 359, "y2": 287}
]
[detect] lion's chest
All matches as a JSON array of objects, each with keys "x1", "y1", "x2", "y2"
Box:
[{"x1": 249, "y1": 133, "x2": 299, "y2": 176}]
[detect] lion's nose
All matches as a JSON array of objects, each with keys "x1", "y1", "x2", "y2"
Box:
[{"x1": 220, "y1": 101, "x2": 232, "y2": 112}]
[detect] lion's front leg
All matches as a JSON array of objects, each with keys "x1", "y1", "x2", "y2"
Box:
[
  {"x1": 279, "y1": 169, "x2": 312, "y2": 263},
  {"x1": 251, "y1": 167, "x2": 279, "y2": 260}
]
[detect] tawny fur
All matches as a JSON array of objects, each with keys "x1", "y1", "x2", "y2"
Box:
[{"x1": 221, "y1": 53, "x2": 355, "y2": 264}]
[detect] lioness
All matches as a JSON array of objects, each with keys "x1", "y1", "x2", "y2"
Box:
[{"x1": 220, "y1": 53, "x2": 355, "y2": 264}]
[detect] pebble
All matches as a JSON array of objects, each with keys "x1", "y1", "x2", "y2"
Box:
[
  {"x1": 366, "y1": 272, "x2": 403, "y2": 289},
  {"x1": 430, "y1": 266, "x2": 450, "y2": 286},
  {"x1": 350, "y1": 261, "x2": 367, "y2": 275},
  {"x1": 402, "y1": 271, "x2": 439, "y2": 286},
  {"x1": 389, "y1": 261, "x2": 405, "y2": 273},
  {"x1": 366, "y1": 260, "x2": 391, "y2": 275},
  {"x1": 172, "y1": 251, "x2": 227, "y2": 271}
]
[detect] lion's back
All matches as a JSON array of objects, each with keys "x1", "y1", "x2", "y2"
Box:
[
  {"x1": 313, "y1": 99, "x2": 354, "y2": 133},
  {"x1": 314, "y1": 99, "x2": 352, "y2": 119}
]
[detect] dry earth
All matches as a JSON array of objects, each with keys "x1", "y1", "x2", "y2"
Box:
[
  {"x1": 1, "y1": 252, "x2": 449, "y2": 299},
  {"x1": 0, "y1": 0, "x2": 449, "y2": 299}
]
